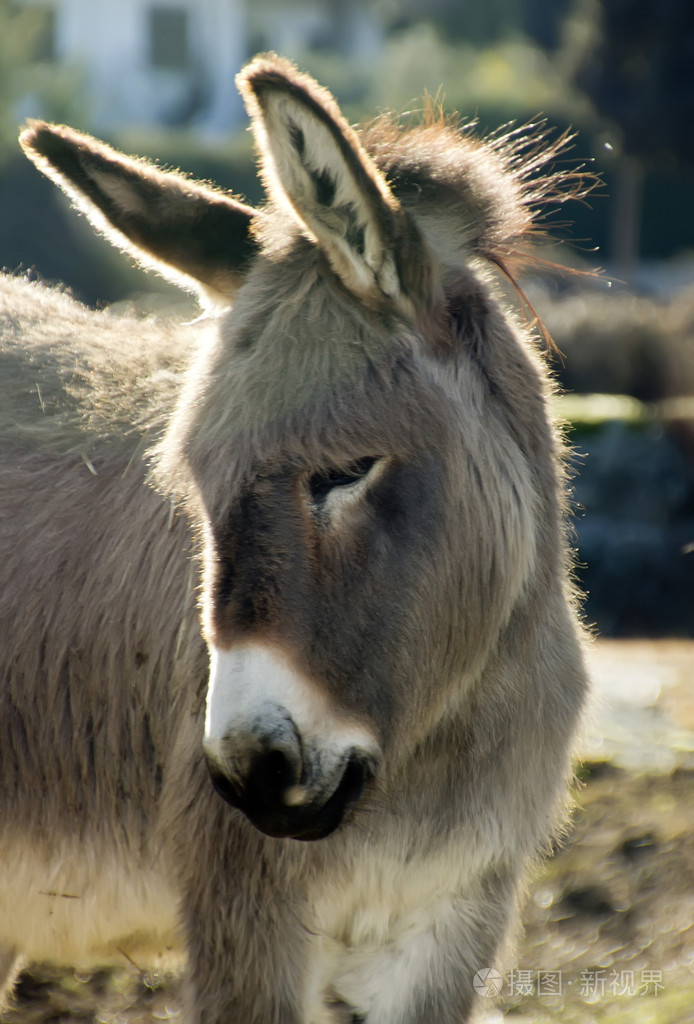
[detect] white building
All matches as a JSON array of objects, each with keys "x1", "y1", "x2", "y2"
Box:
[
  {"x1": 16, "y1": 0, "x2": 384, "y2": 136},
  {"x1": 18, "y1": 0, "x2": 247, "y2": 134}
]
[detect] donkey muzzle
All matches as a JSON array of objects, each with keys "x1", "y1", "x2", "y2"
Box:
[
  {"x1": 203, "y1": 644, "x2": 380, "y2": 840},
  {"x1": 205, "y1": 728, "x2": 376, "y2": 841}
]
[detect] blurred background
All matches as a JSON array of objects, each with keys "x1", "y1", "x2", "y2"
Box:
[{"x1": 1, "y1": 2, "x2": 693, "y2": 1022}]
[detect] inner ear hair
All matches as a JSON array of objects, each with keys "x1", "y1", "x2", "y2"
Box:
[{"x1": 236, "y1": 55, "x2": 405, "y2": 304}]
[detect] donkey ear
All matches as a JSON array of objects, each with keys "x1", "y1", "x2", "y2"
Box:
[
  {"x1": 237, "y1": 56, "x2": 407, "y2": 305},
  {"x1": 20, "y1": 121, "x2": 258, "y2": 304}
]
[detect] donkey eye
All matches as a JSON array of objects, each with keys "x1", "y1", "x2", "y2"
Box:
[{"x1": 309, "y1": 457, "x2": 377, "y2": 503}]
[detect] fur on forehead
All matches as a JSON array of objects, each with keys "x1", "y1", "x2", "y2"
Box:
[
  {"x1": 152, "y1": 242, "x2": 454, "y2": 515},
  {"x1": 152, "y1": 59, "x2": 593, "y2": 510}
]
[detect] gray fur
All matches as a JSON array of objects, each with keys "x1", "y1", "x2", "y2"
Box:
[{"x1": 1, "y1": 55, "x2": 589, "y2": 1023}]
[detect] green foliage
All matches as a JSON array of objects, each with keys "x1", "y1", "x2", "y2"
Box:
[
  {"x1": 404, "y1": 0, "x2": 524, "y2": 46},
  {"x1": 0, "y1": 0, "x2": 88, "y2": 168},
  {"x1": 21, "y1": 60, "x2": 89, "y2": 128},
  {"x1": 365, "y1": 24, "x2": 575, "y2": 124},
  {"x1": 289, "y1": 23, "x2": 586, "y2": 128},
  {"x1": 0, "y1": 0, "x2": 41, "y2": 162}
]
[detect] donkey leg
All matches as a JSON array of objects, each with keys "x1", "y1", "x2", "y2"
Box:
[
  {"x1": 406, "y1": 875, "x2": 516, "y2": 1024},
  {"x1": 171, "y1": 791, "x2": 310, "y2": 1023},
  {"x1": 334, "y1": 867, "x2": 517, "y2": 1024},
  {"x1": 164, "y1": 721, "x2": 312, "y2": 1022},
  {"x1": 180, "y1": 881, "x2": 310, "y2": 1024}
]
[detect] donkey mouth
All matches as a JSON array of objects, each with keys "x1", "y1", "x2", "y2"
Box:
[{"x1": 208, "y1": 753, "x2": 372, "y2": 841}]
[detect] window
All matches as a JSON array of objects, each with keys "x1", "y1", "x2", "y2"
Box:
[{"x1": 149, "y1": 6, "x2": 189, "y2": 71}]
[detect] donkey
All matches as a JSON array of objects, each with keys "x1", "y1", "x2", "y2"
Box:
[{"x1": 0, "y1": 55, "x2": 589, "y2": 1023}]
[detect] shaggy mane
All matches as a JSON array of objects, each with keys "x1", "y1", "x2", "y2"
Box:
[{"x1": 359, "y1": 106, "x2": 598, "y2": 274}]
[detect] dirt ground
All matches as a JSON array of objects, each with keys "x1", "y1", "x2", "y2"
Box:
[{"x1": 2, "y1": 641, "x2": 693, "y2": 1024}]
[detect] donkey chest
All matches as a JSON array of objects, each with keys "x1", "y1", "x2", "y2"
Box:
[
  {"x1": 314, "y1": 846, "x2": 463, "y2": 943},
  {"x1": 308, "y1": 841, "x2": 478, "y2": 1018}
]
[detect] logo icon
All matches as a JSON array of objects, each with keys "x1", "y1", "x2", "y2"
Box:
[{"x1": 473, "y1": 967, "x2": 504, "y2": 997}]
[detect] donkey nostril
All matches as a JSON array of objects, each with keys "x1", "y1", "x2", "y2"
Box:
[
  {"x1": 267, "y1": 747, "x2": 296, "y2": 785},
  {"x1": 208, "y1": 744, "x2": 377, "y2": 839},
  {"x1": 249, "y1": 743, "x2": 301, "y2": 803}
]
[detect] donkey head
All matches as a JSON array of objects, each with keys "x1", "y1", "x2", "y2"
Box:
[{"x1": 21, "y1": 56, "x2": 562, "y2": 840}]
